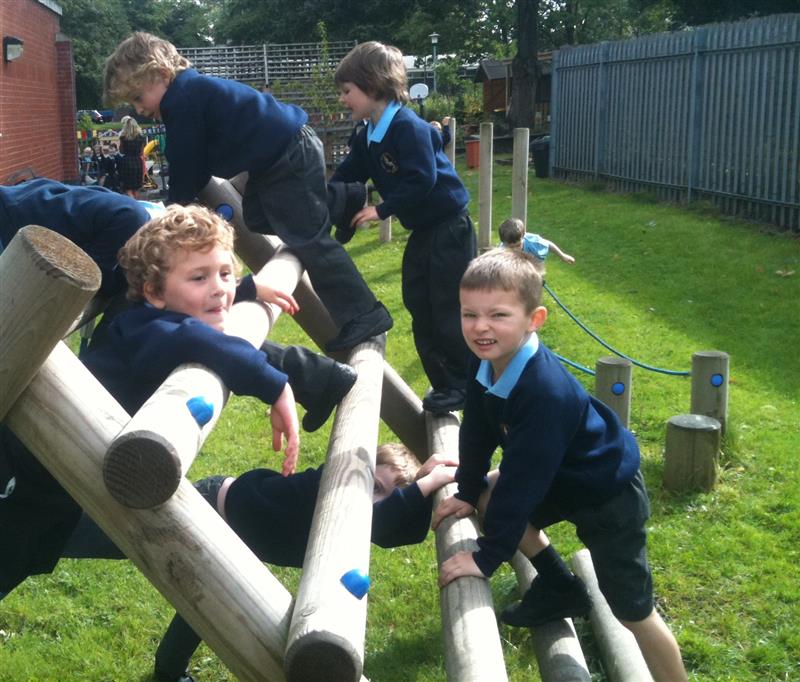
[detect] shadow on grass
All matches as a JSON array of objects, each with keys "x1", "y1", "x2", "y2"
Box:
[{"x1": 365, "y1": 627, "x2": 444, "y2": 679}]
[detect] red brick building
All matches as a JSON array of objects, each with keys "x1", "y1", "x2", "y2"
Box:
[{"x1": 0, "y1": 0, "x2": 77, "y2": 184}]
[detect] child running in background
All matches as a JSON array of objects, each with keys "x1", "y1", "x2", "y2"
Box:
[
  {"x1": 331, "y1": 42, "x2": 476, "y2": 414},
  {"x1": 103, "y1": 32, "x2": 391, "y2": 352},
  {"x1": 433, "y1": 249, "x2": 687, "y2": 682},
  {"x1": 498, "y1": 217, "x2": 575, "y2": 265}
]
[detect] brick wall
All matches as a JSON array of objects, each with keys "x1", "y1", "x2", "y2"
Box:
[{"x1": 0, "y1": 0, "x2": 76, "y2": 184}]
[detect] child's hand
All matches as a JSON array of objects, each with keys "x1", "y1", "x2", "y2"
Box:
[
  {"x1": 442, "y1": 116, "x2": 451, "y2": 126},
  {"x1": 439, "y1": 551, "x2": 485, "y2": 587},
  {"x1": 415, "y1": 452, "x2": 459, "y2": 480},
  {"x1": 559, "y1": 252, "x2": 576, "y2": 265},
  {"x1": 269, "y1": 384, "x2": 300, "y2": 475},
  {"x1": 431, "y1": 494, "x2": 474, "y2": 530},
  {"x1": 351, "y1": 204, "x2": 379, "y2": 227},
  {"x1": 252, "y1": 275, "x2": 299, "y2": 315},
  {"x1": 416, "y1": 464, "x2": 457, "y2": 497}
]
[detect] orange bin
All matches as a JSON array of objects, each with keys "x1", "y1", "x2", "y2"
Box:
[{"x1": 465, "y1": 138, "x2": 480, "y2": 169}]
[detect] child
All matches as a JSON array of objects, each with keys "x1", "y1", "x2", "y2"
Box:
[
  {"x1": 103, "y1": 32, "x2": 391, "y2": 352},
  {"x1": 432, "y1": 249, "x2": 688, "y2": 682},
  {"x1": 331, "y1": 42, "x2": 476, "y2": 413},
  {"x1": 498, "y1": 217, "x2": 575, "y2": 265},
  {"x1": 430, "y1": 116, "x2": 452, "y2": 149},
  {"x1": 118, "y1": 115, "x2": 146, "y2": 198}
]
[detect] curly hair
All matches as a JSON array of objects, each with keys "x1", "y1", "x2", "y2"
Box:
[
  {"x1": 460, "y1": 248, "x2": 544, "y2": 313},
  {"x1": 118, "y1": 204, "x2": 239, "y2": 302},
  {"x1": 104, "y1": 32, "x2": 191, "y2": 106},
  {"x1": 376, "y1": 442, "x2": 421, "y2": 488},
  {"x1": 334, "y1": 41, "x2": 409, "y2": 104}
]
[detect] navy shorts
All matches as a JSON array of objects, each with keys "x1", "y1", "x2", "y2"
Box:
[{"x1": 530, "y1": 470, "x2": 654, "y2": 622}]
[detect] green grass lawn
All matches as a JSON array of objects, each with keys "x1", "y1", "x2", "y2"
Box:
[{"x1": 1, "y1": 157, "x2": 798, "y2": 681}]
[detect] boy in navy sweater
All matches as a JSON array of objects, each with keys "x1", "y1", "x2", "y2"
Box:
[
  {"x1": 103, "y1": 32, "x2": 392, "y2": 352},
  {"x1": 432, "y1": 249, "x2": 687, "y2": 682},
  {"x1": 331, "y1": 42, "x2": 476, "y2": 414}
]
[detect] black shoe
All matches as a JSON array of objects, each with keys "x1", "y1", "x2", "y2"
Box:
[
  {"x1": 422, "y1": 388, "x2": 466, "y2": 413},
  {"x1": 193, "y1": 475, "x2": 227, "y2": 511},
  {"x1": 325, "y1": 303, "x2": 393, "y2": 352},
  {"x1": 155, "y1": 668, "x2": 195, "y2": 682},
  {"x1": 334, "y1": 182, "x2": 367, "y2": 244},
  {"x1": 302, "y1": 362, "x2": 357, "y2": 432},
  {"x1": 500, "y1": 576, "x2": 592, "y2": 628}
]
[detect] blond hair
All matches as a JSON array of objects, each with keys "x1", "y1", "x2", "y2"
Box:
[
  {"x1": 498, "y1": 217, "x2": 525, "y2": 246},
  {"x1": 104, "y1": 32, "x2": 190, "y2": 106},
  {"x1": 119, "y1": 115, "x2": 142, "y2": 140},
  {"x1": 335, "y1": 42, "x2": 409, "y2": 104},
  {"x1": 119, "y1": 204, "x2": 239, "y2": 301},
  {"x1": 376, "y1": 443, "x2": 421, "y2": 488},
  {"x1": 460, "y1": 248, "x2": 544, "y2": 312}
]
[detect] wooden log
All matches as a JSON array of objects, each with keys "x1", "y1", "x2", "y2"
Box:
[
  {"x1": 103, "y1": 248, "x2": 300, "y2": 509},
  {"x1": 478, "y1": 122, "x2": 494, "y2": 253},
  {"x1": 427, "y1": 411, "x2": 509, "y2": 682},
  {"x1": 594, "y1": 356, "x2": 633, "y2": 428},
  {"x1": 571, "y1": 549, "x2": 653, "y2": 682},
  {"x1": 285, "y1": 334, "x2": 386, "y2": 682},
  {"x1": 663, "y1": 414, "x2": 721, "y2": 493},
  {"x1": 378, "y1": 214, "x2": 392, "y2": 243},
  {"x1": 0, "y1": 225, "x2": 100, "y2": 421},
  {"x1": 446, "y1": 116, "x2": 456, "y2": 167},
  {"x1": 199, "y1": 175, "x2": 430, "y2": 459},
  {"x1": 5, "y1": 343, "x2": 293, "y2": 681},
  {"x1": 690, "y1": 350, "x2": 729, "y2": 433},
  {"x1": 511, "y1": 127, "x2": 530, "y2": 224},
  {"x1": 509, "y1": 553, "x2": 591, "y2": 682}
]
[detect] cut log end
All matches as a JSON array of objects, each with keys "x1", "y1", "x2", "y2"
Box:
[
  {"x1": 22, "y1": 225, "x2": 102, "y2": 291},
  {"x1": 103, "y1": 435, "x2": 182, "y2": 508}
]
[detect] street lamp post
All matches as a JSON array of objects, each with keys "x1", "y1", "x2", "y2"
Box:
[{"x1": 429, "y1": 32, "x2": 439, "y2": 93}]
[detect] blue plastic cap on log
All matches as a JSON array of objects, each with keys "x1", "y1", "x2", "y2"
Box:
[
  {"x1": 340, "y1": 569, "x2": 371, "y2": 599},
  {"x1": 611, "y1": 381, "x2": 626, "y2": 396},
  {"x1": 710, "y1": 373, "x2": 724, "y2": 387},
  {"x1": 216, "y1": 203, "x2": 234, "y2": 221},
  {"x1": 186, "y1": 396, "x2": 214, "y2": 427}
]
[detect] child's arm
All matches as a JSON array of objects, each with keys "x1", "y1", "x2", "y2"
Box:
[
  {"x1": 267, "y1": 384, "x2": 300, "y2": 475},
  {"x1": 251, "y1": 272, "x2": 299, "y2": 315},
  {"x1": 542, "y1": 238, "x2": 575, "y2": 264}
]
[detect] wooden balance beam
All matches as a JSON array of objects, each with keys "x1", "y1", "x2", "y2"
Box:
[
  {"x1": 198, "y1": 175, "x2": 429, "y2": 460},
  {"x1": 2, "y1": 228, "x2": 295, "y2": 680}
]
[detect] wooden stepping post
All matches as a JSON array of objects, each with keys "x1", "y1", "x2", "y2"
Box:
[
  {"x1": 478, "y1": 122, "x2": 494, "y2": 253},
  {"x1": 572, "y1": 549, "x2": 653, "y2": 682},
  {"x1": 595, "y1": 356, "x2": 633, "y2": 428},
  {"x1": 509, "y1": 553, "x2": 591, "y2": 681},
  {"x1": 511, "y1": 127, "x2": 530, "y2": 223},
  {"x1": 427, "y1": 411, "x2": 509, "y2": 682},
  {"x1": 663, "y1": 414, "x2": 721, "y2": 493},
  {"x1": 198, "y1": 175, "x2": 429, "y2": 459},
  {"x1": 690, "y1": 350, "x2": 729, "y2": 434},
  {"x1": 284, "y1": 334, "x2": 386, "y2": 682}
]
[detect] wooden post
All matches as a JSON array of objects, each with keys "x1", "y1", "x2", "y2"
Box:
[
  {"x1": 378, "y1": 214, "x2": 392, "y2": 243},
  {"x1": 572, "y1": 549, "x2": 653, "y2": 682},
  {"x1": 200, "y1": 175, "x2": 430, "y2": 459},
  {"x1": 594, "y1": 357, "x2": 633, "y2": 428},
  {"x1": 103, "y1": 247, "x2": 301, "y2": 509},
  {"x1": 0, "y1": 225, "x2": 100, "y2": 420},
  {"x1": 427, "y1": 411, "x2": 509, "y2": 682},
  {"x1": 511, "y1": 127, "x2": 530, "y2": 223},
  {"x1": 285, "y1": 334, "x2": 386, "y2": 682},
  {"x1": 690, "y1": 351, "x2": 729, "y2": 434},
  {"x1": 478, "y1": 122, "x2": 494, "y2": 253},
  {"x1": 5, "y1": 349, "x2": 294, "y2": 682},
  {"x1": 509, "y1": 553, "x2": 591, "y2": 682},
  {"x1": 663, "y1": 414, "x2": 721, "y2": 493},
  {"x1": 446, "y1": 116, "x2": 456, "y2": 167}
]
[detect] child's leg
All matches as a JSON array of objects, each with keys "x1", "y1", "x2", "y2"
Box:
[
  {"x1": 620, "y1": 609, "x2": 688, "y2": 682},
  {"x1": 260, "y1": 340, "x2": 356, "y2": 432},
  {"x1": 154, "y1": 613, "x2": 201, "y2": 682},
  {"x1": 242, "y1": 127, "x2": 391, "y2": 349}
]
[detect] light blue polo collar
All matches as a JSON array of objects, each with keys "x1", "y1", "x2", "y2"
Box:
[
  {"x1": 368, "y1": 101, "x2": 402, "y2": 144},
  {"x1": 476, "y1": 333, "x2": 540, "y2": 398}
]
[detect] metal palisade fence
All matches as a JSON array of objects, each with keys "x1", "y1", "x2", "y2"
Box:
[{"x1": 549, "y1": 14, "x2": 800, "y2": 230}]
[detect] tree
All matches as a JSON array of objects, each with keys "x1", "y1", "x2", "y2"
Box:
[{"x1": 507, "y1": 0, "x2": 539, "y2": 129}]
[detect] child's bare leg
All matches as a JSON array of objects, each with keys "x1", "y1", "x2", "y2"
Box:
[{"x1": 620, "y1": 609, "x2": 688, "y2": 682}]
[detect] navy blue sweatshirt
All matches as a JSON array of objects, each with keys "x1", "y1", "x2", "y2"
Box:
[
  {"x1": 160, "y1": 69, "x2": 308, "y2": 204},
  {"x1": 0, "y1": 179, "x2": 149, "y2": 296},
  {"x1": 456, "y1": 343, "x2": 641, "y2": 577},
  {"x1": 331, "y1": 106, "x2": 469, "y2": 230}
]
